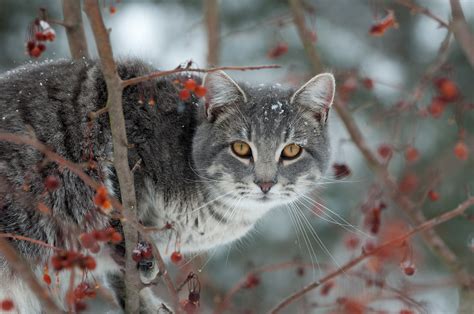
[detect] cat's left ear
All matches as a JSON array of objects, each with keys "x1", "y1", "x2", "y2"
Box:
[
  {"x1": 202, "y1": 71, "x2": 247, "y2": 122},
  {"x1": 290, "y1": 73, "x2": 335, "y2": 123}
]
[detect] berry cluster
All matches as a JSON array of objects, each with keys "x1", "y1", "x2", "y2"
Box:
[
  {"x1": 73, "y1": 282, "x2": 97, "y2": 312},
  {"x1": 177, "y1": 79, "x2": 207, "y2": 101},
  {"x1": 267, "y1": 42, "x2": 289, "y2": 59},
  {"x1": 427, "y1": 78, "x2": 460, "y2": 118},
  {"x1": 132, "y1": 241, "x2": 153, "y2": 262},
  {"x1": 94, "y1": 185, "x2": 113, "y2": 214},
  {"x1": 26, "y1": 19, "x2": 56, "y2": 58},
  {"x1": 79, "y1": 227, "x2": 122, "y2": 253},
  {"x1": 180, "y1": 273, "x2": 201, "y2": 314},
  {"x1": 51, "y1": 251, "x2": 96, "y2": 271}
]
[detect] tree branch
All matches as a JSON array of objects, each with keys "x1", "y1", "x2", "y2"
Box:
[
  {"x1": 0, "y1": 238, "x2": 61, "y2": 313},
  {"x1": 450, "y1": 0, "x2": 474, "y2": 68},
  {"x1": 204, "y1": 0, "x2": 220, "y2": 66},
  {"x1": 269, "y1": 197, "x2": 474, "y2": 313},
  {"x1": 289, "y1": 0, "x2": 473, "y2": 302},
  {"x1": 82, "y1": 1, "x2": 143, "y2": 312},
  {"x1": 289, "y1": 0, "x2": 323, "y2": 73},
  {"x1": 62, "y1": 0, "x2": 90, "y2": 59},
  {"x1": 121, "y1": 64, "x2": 281, "y2": 88},
  {"x1": 0, "y1": 132, "x2": 178, "y2": 310},
  {"x1": 396, "y1": 0, "x2": 450, "y2": 29}
]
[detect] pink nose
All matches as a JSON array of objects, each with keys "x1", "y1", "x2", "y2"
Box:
[{"x1": 257, "y1": 182, "x2": 274, "y2": 194}]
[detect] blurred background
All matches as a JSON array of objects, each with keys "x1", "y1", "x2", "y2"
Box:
[{"x1": 1, "y1": 0, "x2": 473, "y2": 313}]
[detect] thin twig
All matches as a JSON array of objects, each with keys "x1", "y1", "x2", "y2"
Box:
[
  {"x1": 269, "y1": 197, "x2": 474, "y2": 313},
  {"x1": 0, "y1": 233, "x2": 61, "y2": 251},
  {"x1": 121, "y1": 65, "x2": 281, "y2": 87},
  {"x1": 395, "y1": 0, "x2": 450, "y2": 28},
  {"x1": 0, "y1": 238, "x2": 62, "y2": 313}
]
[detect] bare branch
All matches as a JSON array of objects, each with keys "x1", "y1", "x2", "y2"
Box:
[
  {"x1": 121, "y1": 64, "x2": 281, "y2": 88},
  {"x1": 289, "y1": 0, "x2": 323, "y2": 73},
  {"x1": 82, "y1": 1, "x2": 142, "y2": 312},
  {"x1": 269, "y1": 197, "x2": 474, "y2": 313},
  {"x1": 289, "y1": 0, "x2": 473, "y2": 298},
  {"x1": 396, "y1": 0, "x2": 450, "y2": 28},
  {"x1": 62, "y1": 0, "x2": 90, "y2": 59},
  {"x1": 450, "y1": 0, "x2": 474, "y2": 68},
  {"x1": 0, "y1": 238, "x2": 61, "y2": 313},
  {"x1": 204, "y1": 0, "x2": 220, "y2": 66}
]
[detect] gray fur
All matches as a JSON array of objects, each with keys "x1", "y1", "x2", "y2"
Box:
[{"x1": 0, "y1": 59, "x2": 334, "y2": 312}]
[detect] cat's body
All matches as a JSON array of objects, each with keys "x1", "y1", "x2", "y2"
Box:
[{"x1": 0, "y1": 59, "x2": 335, "y2": 313}]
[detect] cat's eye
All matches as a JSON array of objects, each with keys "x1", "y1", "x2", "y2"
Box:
[
  {"x1": 231, "y1": 141, "x2": 252, "y2": 158},
  {"x1": 281, "y1": 143, "x2": 302, "y2": 160}
]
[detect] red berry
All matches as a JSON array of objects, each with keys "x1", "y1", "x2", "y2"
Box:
[
  {"x1": 244, "y1": 274, "x2": 260, "y2": 289},
  {"x1": 109, "y1": 5, "x2": 117, "y2": 15},
  {"x1": 405, "y1": 146, "x2": 419, "y2": 163},
  {"x1": 332, "y1": 163, "x2": 351, "y2": 179},
  {"x1": 171, "y1": 251, "x2": 183, "y2": 264},
  {"x1": 400, "y1": 310, "x2": 414, "y2": 314},
  {"x1": 82, "y1": 256, "x2": 97, "y2": 270},
  {"x1": 194, "y1": 85, "x2": 207, "y2": 98},
  {"x1": 267, "y1": 42, "x2": 289, "y2": 59},
  {"x1": 79, "y1": 233, "x2": 96, "y2": 249},
  {"x1": 454, "y1": 141, "x2": 469, "y2": 160},
  {"x1": 89, "y1": 243, "x2": 100, "y2": 254},
  {"x1": 26, "y1": 40, "x2": 35, "y2": 50},
  {"x1": 377, "y1": 144, "x2": 392, "y2": 160},
  {"x1": 35, "y1": 32, "x2": 46, "y2": 41},
  {"x1": 0, "y1": 299, "x2": 14, "y2": 311},
  {"x1": 44, "y1": 175, "x2": 60, "y2": 191},
  {"x1": 435, "y1": 78, "x2": 459, "y2": 102},
  {"x1": 179, "y1": 89, "x2": 191, "y2": 101},
  {"x1": 184, "y1": 79, "x2": 197, "y2": 92},
  {"x1": 428, "y1": 190, "x2": 440, "y2": 201},
  {"x1": 362, "y1": 78, "x2": 374, "y2": 90},
  {"x1": 320, "y1": 281, "x2": 334, "y2": 296},
  {"x1": 44, "y1": 31, "x2": 56, "y2": 42},
  {"x1": 37, "y1": 43, "x2": 46, "y2": 52},
  {"x1": 43, "y1": 273, "x2": 52, "y2": 285},
  {"x1": 132, "y1": 250, "x2": 142, "y2": 262},
  {"x1": 428, "y1": 98, "x2": 445, "y2": 118},
  {"x1": 403, "y1": 266, "x2": 416, "y2": 276},
  {"x1": 110, "y1": 232, "x2": 122, "y2": 244},
  {"x1": 29, "y1": 46, "x2": 42, "y2": 58}
]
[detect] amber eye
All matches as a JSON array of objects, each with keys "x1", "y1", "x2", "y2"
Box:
[
  {"x1": 232, "y1": 141, "x2": 252, "y2": 158},
  {"x1": 281, "y1": 143, "x2": 302, "y2": 159}
]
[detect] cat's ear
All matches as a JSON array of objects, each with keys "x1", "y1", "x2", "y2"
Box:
[
  {"x1": 290, "y1": 73, "x2": 335, "y2": 123},
  {"x1": 202, "y1": 71, "x2": 247, "y2": 121}
]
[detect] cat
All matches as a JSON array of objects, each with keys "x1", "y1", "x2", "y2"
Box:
[{"x1": 0, "y1": 58, "x2": 335, "y2": 313}]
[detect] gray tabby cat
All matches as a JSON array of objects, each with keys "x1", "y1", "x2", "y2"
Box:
[{"x1": 0, "y1": 58, "x2": 335, "y2": 313}]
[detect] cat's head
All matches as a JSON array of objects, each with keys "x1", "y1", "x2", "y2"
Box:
[{"x1": 192, "y1": 71, "x2": 335, "y2": 215}]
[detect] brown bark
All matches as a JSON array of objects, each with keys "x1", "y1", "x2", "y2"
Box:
[
  {"x1": 62, "y1": 0, "x2": 90, "y2": 59},
  {"x1": 204, "y1": 0, "x2": 220, "y2": 67}
]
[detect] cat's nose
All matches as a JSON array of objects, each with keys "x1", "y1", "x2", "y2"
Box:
[{"x1": 256, "y1": 181, "x2": 275, "y2": 194}]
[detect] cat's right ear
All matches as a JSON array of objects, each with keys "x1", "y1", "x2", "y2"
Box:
[{"x1": 202, "y1": 71, "x2": 247, "y2": 122}]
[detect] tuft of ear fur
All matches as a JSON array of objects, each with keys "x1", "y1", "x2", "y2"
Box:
[
  {"x1": 290, "y1": 73, "x2": 335, "y2": 122},
  {"x1": 202, "y1": 71, "x2": 247, "y2": 121}
]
